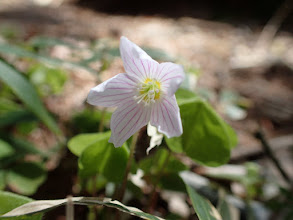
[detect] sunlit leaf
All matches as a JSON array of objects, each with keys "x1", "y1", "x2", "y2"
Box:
[
  {"x1": 1, "y1": 197, "x2": 164, "y2": 220},
  {"x1": 28, "y1": 64, "x2": 67, "y2": 96},
  {"x1": 68, "y1": 132, "x2": 129, "y2": 182},
  {"x1": 186, "y1": 184, "x2": 222, "y2": 220},
  {"x1": 78, "y1": 132, "x2": 129, "y2": 182},
  {"x1": 0, "y1": 140, "x2": 14, "y2": 159},
  {"x1": 68, "y1": 132, "x2": 109, "y2": 156},
  {"x1": 0, "y1": 191, "x2": 42, "y2": 220},
  {"x1": 0, "y1": 59, "x2": 60, "y2": 134},
  {"x1": 166, "y1": 89, "x2": 237, "y2": 167}
]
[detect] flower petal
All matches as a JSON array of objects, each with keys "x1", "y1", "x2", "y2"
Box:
[
  {"x1": 150, "y1": 95, "x2": 182, "y2": 138},
  {"x1": 120, "y1": 36, "x2": 159, "y2": 80},
  {"x1": 156, "y1": 62, "x2": 185, "y2": 96},
  {"x1": 109, "y1": 101, "x2": 151, "y2": 147},
  {"x1": 87, "y1": 73, "x2": 137, "y2": 107}
]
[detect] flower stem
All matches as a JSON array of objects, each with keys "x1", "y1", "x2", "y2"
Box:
[
  {"x1": 99, "y1": 108, "x2": 106, "y2": 132},
  {"x1": 116, "y1": 131, "x2": 139, "y2": 202},
  {"x1": 148, "y1": 150, "x2": 171, "y2": 213}
]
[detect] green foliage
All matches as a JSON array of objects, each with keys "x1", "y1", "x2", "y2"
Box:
[
  {"x1": 0, "y1": 59, "x2": 60, "y2": 134},
  {"x1": 68, "y1": 131, "x2": 129, "y2": 182},
  {"x1": 29, "y1": 36, "x2": 77, "y2": 49},
  {"x1": 0, "y1": 140, "x2": 14, "y2": 159},
  {"x1": 71, "y1": 108, "x2": 112, "y2": 133},
  {"x1": 0, "y1": 191, "x2": 42, "y2": 220},
  {"x1": 217, "y1": 198, "x2": 241, "y2": 220},
  {"x1": 166, "y1": 89, "x2": 237, "y2": 166},
  {"x1": 6, "y1": 162, "x2": 47, "y2": 195},
  {"x1": 0, "y1": 197, "x2": 163, "y2": 220},
  {"x1": 186, "y1": 184, "x2": 222, "y2": 220},
  {"x1": 139, "y1": 148, "x2": 187, "y2": 191},
  {"x1": 28, "y1": 64, "x2": 67, "y2": 97},
  {"x1": 0, "y1": 43, "x2": 96, "y2": 74},
  {"x1": 0, "y1": 172, "x2": 4, "y2": 190},
  {"x1": 0, "y1": 136, "x2": 48, "y2": 195}
]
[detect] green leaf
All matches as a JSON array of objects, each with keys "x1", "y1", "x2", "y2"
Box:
[
  {"x1": 165, "y1": 136, "x2": 183, "y2": 153},
  {"x1": 217, "y1": 197, "x2": 239, "y2": 220},
  {"x1": 0, "y1": 43, "x2": 95, "y2": 74},
  {"x1": 0, "y1": 59, "x2": 60, "y2": 134},
  {"x1": 69, "y1": 132, "x2": 129, "y2": 182},
  {"x1": 71, "y1": 108, "x2": 112, "y2": 133},
  {"x1": 0, "y1": 110, "x2": 35, "y2": 128},
  {"x1": 0, "y1": 171, "x2": 6, "y2": 190},
  {"x1": 28, "y1": 64, "x2": 68, "y2": 96},
  {"x1": 167, "y1": 89, "x2": 237, "y2": 167},
  {"x1": 6, "y1": 162, "x2": 47, "y2": 195},
  {"x1": 186, "y1": 185, "x2": 222, "y2": 220},
  {"x1": 139, "y1": 148, "x2": 186, "y2": 175},
  {"x1": 139, "y1": 149, "x2": 187, "y2": 191},
  {"x1": 0, "y1": 98, "x2": 22, "y2": 113},
  {"x1": 159, "y1": 173, "x2": 186, "y2": 192},
  {"x1": 78, "y1": 132, "x2": 129, "y2": 182},
  {"x1": 10, "y1": 137, "x2": 47, "y2": 157},
  {"x1": 1, "y1": 197, "x2": 164, "y2": 220},
  {"x1": 0, "y1": 191, "x2": 42, "y2": 220},
  {"x1": 182, "y1": 100, "x2": 232, "y2": 166},
  {"x1": 0, "y1": 140, "x2": 14, "y2": 159},
  {"x1": 29, "y1": 36, "x2": 77, "y2": 49},
  {"x1": 68, "y1": 132, "x2": 110, "y2": 156},
  {"x1": 142, "y1": 47, "x2": 174, "y2": 62}
]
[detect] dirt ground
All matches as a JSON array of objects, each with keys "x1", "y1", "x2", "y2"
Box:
[{"x1": 1, "y1": 0, "x2": 293, "y2": 187}]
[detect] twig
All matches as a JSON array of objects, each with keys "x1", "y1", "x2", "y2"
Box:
[
  {"x1": 66, "y1": 195, "x2": 74, "y2": 220},
  {"x1": 256, "y1": 0, "x2": 292, "y2": 49},
  {"x1": 254, "y1": 130, "x2": 292, "y2": 186}
]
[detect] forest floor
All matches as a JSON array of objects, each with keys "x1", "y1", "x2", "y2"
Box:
[{"x1": 1, "y1": 0, "x2": 293, "y2": 205}]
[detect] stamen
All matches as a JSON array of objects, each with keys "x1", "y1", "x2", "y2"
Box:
[{"x1": 134, "y1": 78, "x2": 162, "y2": 105}]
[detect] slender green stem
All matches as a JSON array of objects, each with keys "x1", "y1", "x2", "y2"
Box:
[
  {"x1": 148, "y1": 150, "x2": 171, "y2": 213},
  {"x1": 116, "y1": 131, "x2": 139, "y2": 202},
  {"x1": 114, "y1": 132, "x2": 139, "y2": 220},
  {"x1": 99, "y1": 108, "x2": 106, "y2": 132}
]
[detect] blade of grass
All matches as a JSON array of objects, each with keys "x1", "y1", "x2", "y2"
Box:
[{"x1": 0, "y1": 59, "x2": 60, "y2": 134}]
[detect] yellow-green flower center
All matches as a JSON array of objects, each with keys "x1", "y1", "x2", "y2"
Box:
[{"x1": 135, "y1": 78, "x2": 161, "y2": 105}]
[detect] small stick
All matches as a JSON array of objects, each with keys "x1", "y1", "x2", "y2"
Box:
[
  {"x1": 66, "y1": 195, "x2": 74, "y2": 220},
  {"x1": 256, "y1": 0, "x2": 292, "y2": 49},
  {"x1": 254, "y1": 130, "x2": 292, "y2": 186}
]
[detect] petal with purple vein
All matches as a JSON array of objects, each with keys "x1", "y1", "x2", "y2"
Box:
[
  {"x1": 87, "y1": 73, "x2": 137, "y2": 107},
  {"x1": 150, "y1": 95, "x2": 182, "y2": 138},
  {"x1": 109, "y1": 101, "x2": 151, "y2": 147}
]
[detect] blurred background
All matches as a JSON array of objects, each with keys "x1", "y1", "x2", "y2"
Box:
[{"x1": 0, "y1": 0, "x2": 292, "y2": 219}]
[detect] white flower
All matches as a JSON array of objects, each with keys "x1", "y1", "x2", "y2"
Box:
[{"x1": 87, "y1": 36, "x2": 185, "y2": 147}]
